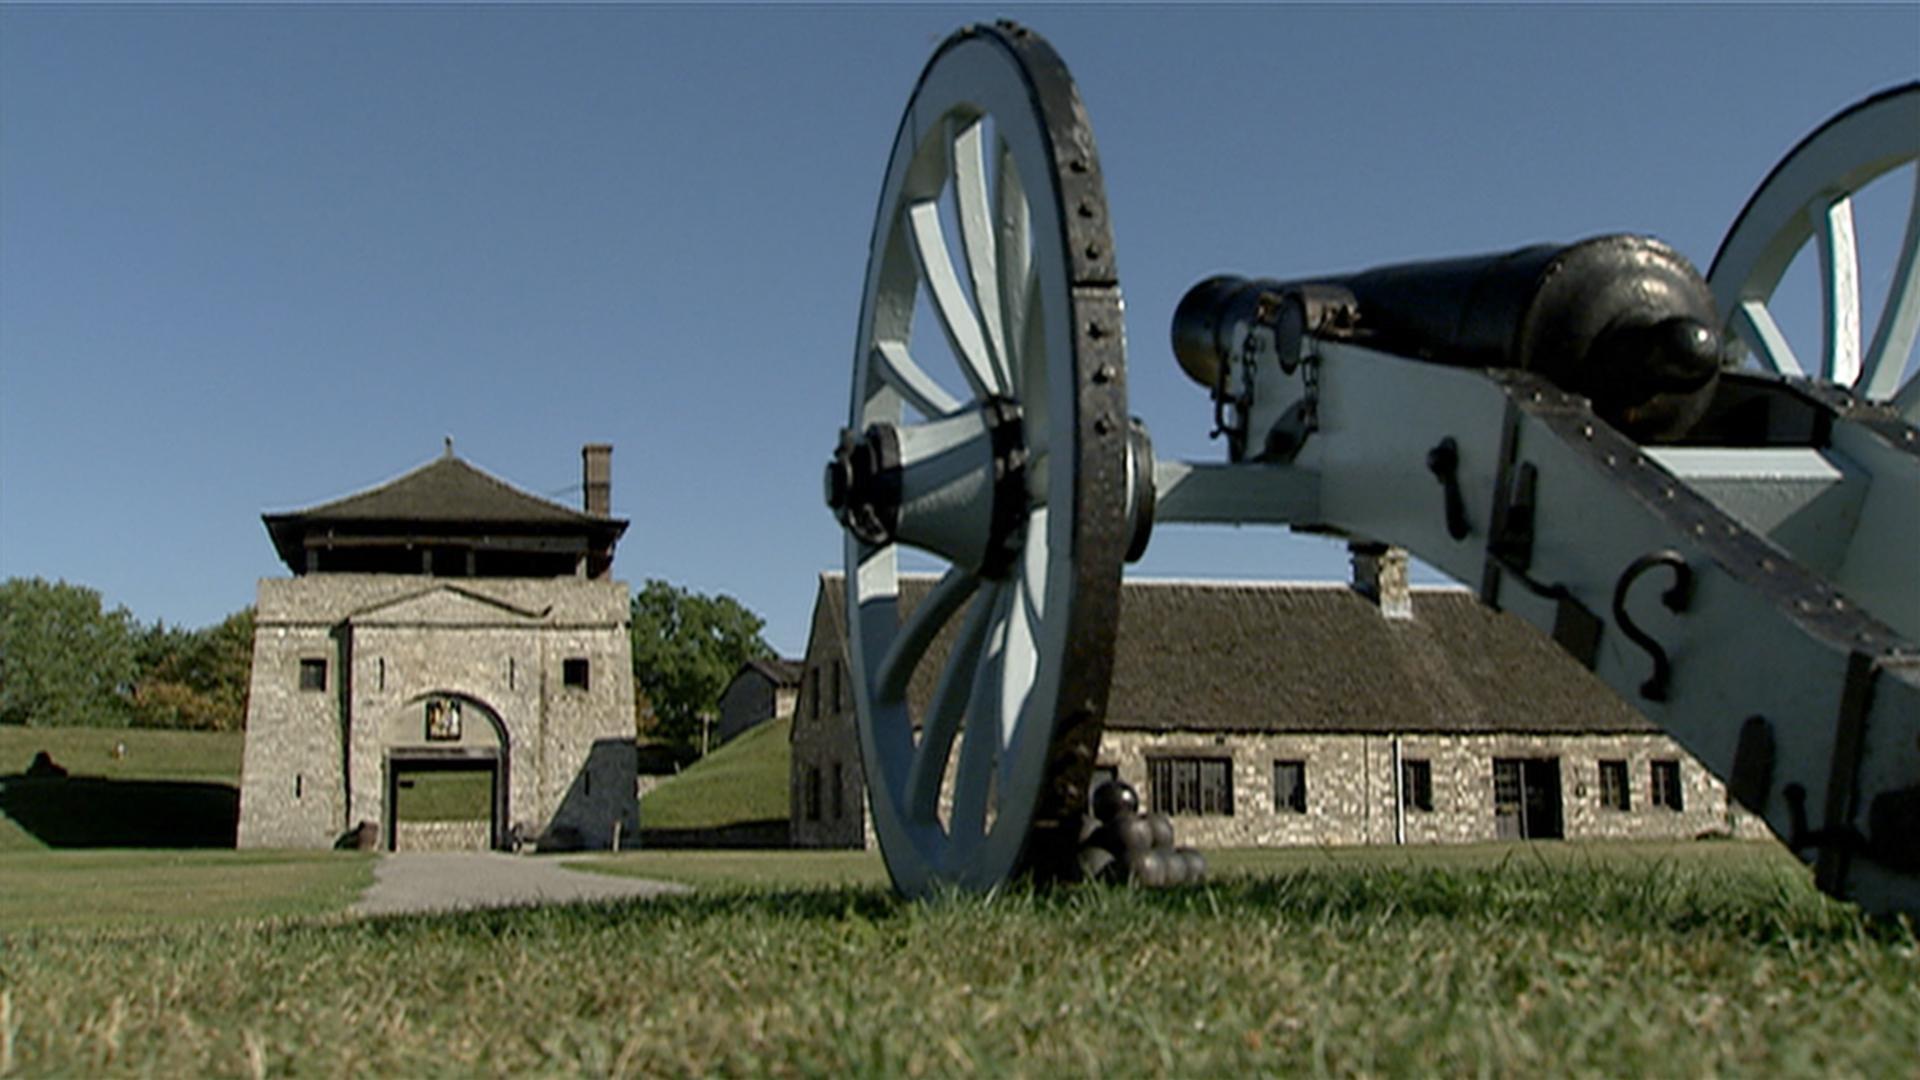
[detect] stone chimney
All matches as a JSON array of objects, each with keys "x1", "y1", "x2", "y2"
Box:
[
  {"x1": 582, "y1": 444, "x2": 612, "y2": 517},
  {"x1": 1350, "y1": 541, "x2": 1413, "y2": 620}
]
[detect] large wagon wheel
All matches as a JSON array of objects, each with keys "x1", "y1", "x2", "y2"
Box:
[
  {"x1": 823, "y1": 23, "x2": 1131, "y2": 897},
  {"x1": 1708, "y1": 83, "x2": 1920, "y2": 421}
]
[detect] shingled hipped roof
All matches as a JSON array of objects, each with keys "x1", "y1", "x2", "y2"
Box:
[
  {"x1": 263, "y1": 453, "x2": 627, "y2": 573},
  {"x1": 817, "y1": 574, "x2": 1654, "y2": 737}
]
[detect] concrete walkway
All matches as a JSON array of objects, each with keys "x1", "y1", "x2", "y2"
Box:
[{"x1": 352, "y1": 852, "x2": 690, "y2": 917}]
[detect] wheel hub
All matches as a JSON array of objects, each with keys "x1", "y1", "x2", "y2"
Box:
[{"x1": 825, "y1": 397, "x2": 1030, "y2": 578}]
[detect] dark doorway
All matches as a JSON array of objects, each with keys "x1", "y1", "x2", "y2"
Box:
[
  {"x1": 385, "y1": 750, "x2": 506, "y2": 852},
  {"x1": 1492, "y1": 758, "x2": 1564, "y2": 840}
]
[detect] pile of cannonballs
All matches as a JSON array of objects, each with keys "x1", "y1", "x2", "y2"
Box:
[{"x1": 1077, "y1": 779, "x2": 1207, "y2": 887}]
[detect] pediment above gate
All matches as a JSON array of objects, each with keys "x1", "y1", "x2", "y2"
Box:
[{"x1": 346, "y1": 584, "x2": 550, "y2": 627}]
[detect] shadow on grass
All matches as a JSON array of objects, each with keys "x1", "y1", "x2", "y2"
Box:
[{"x1": 0, "y1": 774, "x2": 238, "y2": 847}]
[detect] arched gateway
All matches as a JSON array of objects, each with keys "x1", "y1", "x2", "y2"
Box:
[{"x1": 237, "y1": 444, "x2": 639, "y2": 851}]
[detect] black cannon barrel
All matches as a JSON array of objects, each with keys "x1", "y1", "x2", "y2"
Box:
[{"x1": 1172, "y1": 235, "x2": 1723, "y2": 442}]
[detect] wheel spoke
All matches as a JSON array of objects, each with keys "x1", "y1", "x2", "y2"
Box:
[
  {"x1": 953, "y1": 117, "x2": 1010, "y2": 391},
  {"x1": 905, "y1": 580, "x2": 999, "y2": 819},
  {"x1": 875, "y1": 566, "x2": 978, "y2": 705},
  {"x1": 1861, "y1": 165, "x2": 1920, "y2": 401},
  {"x1": 1731, "y1": 299, "x2": 1806, "y2": 377},
  {"x1": 874, "y1": 340, "x2": 962, "y2": 419},
  {"x1": 946, "y1": 584, "x2": 1013, "y2": 850},
  {"x1": 1814, "y1": 195, "x2": 1863, "y2": 385},
  {"x1": 1017, "y1": 264, "x2": 1049, "y2": 475},
  {"x1": 994, "y1": 510, "x2": 1048, "y2": 794},
  {"x1": 995, "y1": 140, "x2": 1032, "y2": 376},
  {"x1": 909, "y1": 199, "x2": 1002, "y2": 400},
  {"x1": 1894, "y1": 369, "x2": 1920, "y2": 421}
]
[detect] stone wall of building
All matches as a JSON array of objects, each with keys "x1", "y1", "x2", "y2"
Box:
[
  {"x1": 789, "y1": 597, "x2": 865, "y2": 850},
  {"x1": 395, "y1": 820, "x2": 491, "y2": 852},
  {"x1": 716, "y1": 673, "x2": 775, "y2": 747},
  {"x1": 238, "y1": 574, "x2": 638, "y2": 850},
  {"x1": 236, "y1": 620, "x2": 348, "y2": 848},
  {"x1": 1094, "y1": 729, "x2": 1769, "y2": 849}
]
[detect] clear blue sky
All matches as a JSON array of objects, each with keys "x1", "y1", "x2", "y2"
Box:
[{"x1": 3, "y1": 4, "x2": 1915, "y2": 655}]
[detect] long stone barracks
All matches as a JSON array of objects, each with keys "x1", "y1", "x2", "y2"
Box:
[
  {"x1": 791, "y1": 551, "x2": 1769, "y2": 852},
  {"x1": 237, "y1": 443, "x2": 639, "y2": 852}
]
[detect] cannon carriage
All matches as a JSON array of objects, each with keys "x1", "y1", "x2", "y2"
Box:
[{"x1": 822, "y1": 23, "x2": 1920, "y2": 915}]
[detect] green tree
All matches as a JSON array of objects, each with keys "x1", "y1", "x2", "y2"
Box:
[
  {"x1": 131, "y1": 608, "x2": 254, "y2": 731},
  {"x1": 0, "y1": 577, "x2": 139, "y2": 727},
  {"x1": 629, "y1": 579, "x2": 772, "y2": 748}
]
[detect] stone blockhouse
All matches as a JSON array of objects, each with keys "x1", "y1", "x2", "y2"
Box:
[
  {"x1": 790, "y1": 559, "x2": 1765, "y2": 851},
  {"x1": 238, "y1": 445, "x2": 639, "y2": 852},
  {"x1": 714, "y1": 658, "x2": 802, "y2": 748}
]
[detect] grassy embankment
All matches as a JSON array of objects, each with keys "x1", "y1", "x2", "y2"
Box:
[
  {"x1": 0, "y1": 727, "x2": 373, "y2": 932},
  {"x1": 0, "y1": 727, "x2": 246, "y2": 851},
  {"x1": 637, "y1": 714, "x2": 791, "y2": 831},
  {"x1": 5, "y1": 839, "x2": 1916, "y2": 1075}
]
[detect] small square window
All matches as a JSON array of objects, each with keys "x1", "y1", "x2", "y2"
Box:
[
  {"x1": 1274, "y1": 760, "x2": 1307, "y2": 813},
  {"x1": 1598, "y1": 760, "x2": 1631, "y2": 811},
  {"x1": 1401, "y1": 759, "x2": 1434, "y2": 812},
  {"x1": 1651, "y1": 759, "x2": 1683, "y2": 811},
  {"x1": 298, "y1": 658, "x2": 327, "y2": 692},
  {"x1": 563, "y1": 658, "x2": 590, "y2": 690}
]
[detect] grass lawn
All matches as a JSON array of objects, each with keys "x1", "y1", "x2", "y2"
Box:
[
  {"x1": 0, "y1": 727, "x2": 247, "y2": 852},
  {"x1": 638, "y1": 715, "x2": 790, "y2": 830},
  {"x1": 0, "y1": 726, "x2": 243, "y2": 785},
  {"x1": 573, "y1": 848, "x2": 888, "y2": 890},
  {"x1": 0, "y1": 850, "x2": 373, "y2": 931},
  {"x1": 5, "y1": 839, "x2": 1914, "y2": 1075},
  {"x1": 394, "y1": 771, "x2": 493, "y2": 823}
]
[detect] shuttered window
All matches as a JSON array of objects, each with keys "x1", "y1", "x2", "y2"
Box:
[
  {"x1": 1148, "y1": 756, "x2": 1234, "y2": 816},
  {"x1": 1598, "y1": 760, "x2": 1631, "y2": 810},
  {"x1": 1273, "y1": 760, "x2": 1307, "y2": 813},
  {"x1": 1650, "y1": 759, "x2": 1683, "y2": 811}
]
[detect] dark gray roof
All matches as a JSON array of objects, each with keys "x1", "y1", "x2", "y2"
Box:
[
  {"x1": 814, "y1": 574, "x2": 1654, "y2": 736},
  {"x1": 271, "y1": 454, "x2": 611, "y2": 526},
  {"x1": 262, "y1": 453, "x2": 628, "y2": 572},
  {"x1": 741, "y1": 657, "x2": 804, "y2": 687}
]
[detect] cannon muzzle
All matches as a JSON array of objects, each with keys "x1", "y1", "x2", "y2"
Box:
[{"x1": 1172, "y1": 235, "x2": 1723, "y2": 442}]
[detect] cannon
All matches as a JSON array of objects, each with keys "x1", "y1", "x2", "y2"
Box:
[{"x1": 823, "y1": 22, "x2": 1920, "y2": 913}]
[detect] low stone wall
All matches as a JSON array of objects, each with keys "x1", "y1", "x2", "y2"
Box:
[
  {"x1": 638, "y1": 819, "x2": 789, "y2": 850},
  {"x1": 394, "y1": 819, "x2": 491, "y2": 852}
]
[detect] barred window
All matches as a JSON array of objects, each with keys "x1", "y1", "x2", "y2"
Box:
[
  {"x1": 1598, "y1": 760, "x2": 1631, "y2": 811},
  {"x1": 1401, "y1": 759, "x2": 1434, "y2": 812},
  {"x1": 1148, "y1": 756, "x2": 1234, "y2": 816},
  {"x1": 1650, "y1": 759, "x2": 1684, "y2": 811},
  {"x1": 1273, "y1": 760, "x2": 1307, "y2": 813}
]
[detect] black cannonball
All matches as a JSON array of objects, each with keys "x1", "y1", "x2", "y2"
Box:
[
  {"x1": 1091, "y1": 780, "x2": 1139, "y2": 823},
  {"x1": 1175, "y1": 847, "x2": 1208, "y2": 884},
  {"x1": 1078, "y1": 844, "x2": 1117, "y2": 884},
  {"x1": 1084, "y1": 822, "x2": 1121, "y2": 859},
  {"x1": 1116, "y1": 813, "x2": 1155, "y2": 860},
  {"x1": 1145, "y1": 812, "x2": 1175, "y2": 851},
  {"x1": 1132, "y1": 848, "x2": 1170, "y2": 888}
]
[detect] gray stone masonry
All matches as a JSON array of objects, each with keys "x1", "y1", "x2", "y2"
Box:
[{"x1": 238, "y1": 574, "x2": 638, "y2": 850}]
